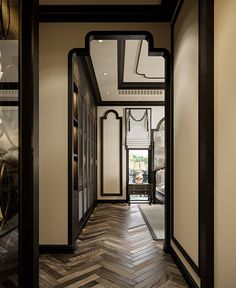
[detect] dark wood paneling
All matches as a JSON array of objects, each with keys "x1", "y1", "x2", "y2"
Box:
[
  {"x1": 19, "y1": 0, "x2": 39, "y2": 287},
  {"x1": 39, "y1": 1, "x2": 179, "y2": 23},
  {"x1": 68, "y1": 51, "x2": 97, "y2": 248}
]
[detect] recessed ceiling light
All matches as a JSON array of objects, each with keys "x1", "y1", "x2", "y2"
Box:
[
  {"x1": 103, "y1": 72, "x2": 108, "y2": 76},
  {"x1": 98, "y1": 40, "x2": 103, "y2": 43},
  {"x1": 138, "y1": 97, "x2": 142, "y2": 100},
  {"x1": 106, "y1": 92, "x2": 110, "y2": 95}
]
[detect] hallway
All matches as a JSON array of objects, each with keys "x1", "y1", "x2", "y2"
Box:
[{"x1": 39, "y1": 204, "x2": 187, "y2": 288}]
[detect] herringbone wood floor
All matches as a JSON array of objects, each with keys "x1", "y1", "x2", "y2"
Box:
[{"x1": 39, "y1": 204, "x2": 187, "y2": 288}]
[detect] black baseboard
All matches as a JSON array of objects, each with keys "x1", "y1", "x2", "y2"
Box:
[
  {"x1": 97, "y1": 199, "x2": 127, "y2": 203},
  {"x1": 39, "y1": 244, "x2": 75, "y2": 254},
  {"x1": 169, "y1": 246, "x2": 199, "y2": 288}
]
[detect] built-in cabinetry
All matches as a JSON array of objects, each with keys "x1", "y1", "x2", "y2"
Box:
[{"x1": 69, "y1": 54, "x2": 97, "y2": 247}]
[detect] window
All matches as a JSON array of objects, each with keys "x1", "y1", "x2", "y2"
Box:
[{"x1": 128, "y1": 149, "x2": 149, "y2": 184}]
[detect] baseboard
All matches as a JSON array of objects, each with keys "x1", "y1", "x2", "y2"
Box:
[
  {"x1": 97, "y1": 200, "x2": 127, "y2": 203},
  {"x1": 169, "y1": 246, "x2": 199, "y2": 288},
  {"x1": 39, "y1": 244, "x2": 75, "y2": 254}
]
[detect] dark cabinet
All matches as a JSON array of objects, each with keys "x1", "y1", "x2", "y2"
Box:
[
  {"x1": 69, "y1": 54, "x2": 97, "y2": 247},
  {"x1": 128, "y1": 184, "x2": 152, "y2": 205}
]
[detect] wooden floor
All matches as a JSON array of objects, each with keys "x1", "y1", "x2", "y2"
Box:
[{"x1": 39, "y1": 204, "x2": 187, "y2": 288}]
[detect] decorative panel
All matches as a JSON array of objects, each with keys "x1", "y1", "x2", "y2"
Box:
[{"x1": 101, "y1": 110, "x2": 122, "y2": 196}]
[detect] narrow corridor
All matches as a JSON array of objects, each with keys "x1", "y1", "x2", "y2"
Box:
[{"x1": 39, "y1": 204, "x2": 187, "y2": 288}]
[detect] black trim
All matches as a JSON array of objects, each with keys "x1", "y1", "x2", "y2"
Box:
[
  {"x1": 0, "y1": 83, "x2": 19, "y2": 90},
  {"x1": 156, "y1": 117, "x2": 165, "y2": 131},
  {"x1": 68, "y1": 50, "x2": 73, "y2": 247},
  {"x1": 39, "y1": 245, "x2": 75, "y2": 254},
  {"x1": 0, "y1": 101, "x2": 19, "y2": 106},
  {"x1": 169, "y1": 246, "x2": 199, "y2": 288},
  {"x1": 136, "y1": 40, "x2": 165, "y2": 80},
  {"x1": 100, "y1": 101, "x2": 165, "y2": 106},
  {"x1": 172, "y1": 237, "x2": 199, "y2": 276},
  {"x1": 117, "y1": 39, "x2": 167, "y2": 90},
  {"x1": 101, "y1": 109, "x2": 123, "y2": 196},
  {"x1": 199, "y1": 0, "x2": 214, "y2": 287},
  {"x1": 19, "y1": 0, "x2": 39, "y2": 287},
  {"x1": 80, "y1": 56, "x2": 102, "y2": 105},
  {"x1": 97, "y1": 200, "x2": 127, "y2": 204},
  {"x1": 39, "y1": 1, "x2": 179, "y2": 23}
]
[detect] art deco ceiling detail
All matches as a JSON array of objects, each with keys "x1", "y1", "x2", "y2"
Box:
[{"x1": 90, "y1": 39, "x2": 165, "y2": 102}]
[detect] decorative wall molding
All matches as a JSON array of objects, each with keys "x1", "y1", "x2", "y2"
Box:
[{"x1": 101, "y1": 109, "x2": 123, "y2": 196}]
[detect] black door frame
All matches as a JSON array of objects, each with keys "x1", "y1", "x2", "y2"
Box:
[{"x1": 19, "y1": 0, "x2": 39, "y2": 287}]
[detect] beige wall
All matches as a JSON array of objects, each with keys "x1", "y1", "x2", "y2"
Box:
[
  {"x1": 103, "y1": 113, "x2": 121, "y2": 195},
  {"x1": 173, "y1": 0, "x2": 199, "y2": 283},
  {"x1": 215, "y1": 1, "x2": 236, "y2": 287},
  {"x1": 97, "y1": 106, "x2": 164, "y2": 200},
  {"x1": 39, "y1": 23, "x2": 170, "y2": 244}
]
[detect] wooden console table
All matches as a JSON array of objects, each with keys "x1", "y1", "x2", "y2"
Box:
[{"x1": 128, "y1": 183, "x2": 152, "y2": 205}]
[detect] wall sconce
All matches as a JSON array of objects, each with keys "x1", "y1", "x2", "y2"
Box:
[{"x1": 0, "y1": 0, "x2": 10, "y2": 40}]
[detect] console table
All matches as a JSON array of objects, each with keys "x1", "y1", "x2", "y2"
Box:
[{"x1": 128, "y1": 184, "x2": 152, "y2": 205}]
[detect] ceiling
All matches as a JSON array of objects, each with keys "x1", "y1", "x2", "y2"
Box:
[
  {"x1": 39, "y1": 0, "x2": 162, "y2": 5},
  {"x1": 90, "y1": 39, "x2": 165, "y2": 102}
]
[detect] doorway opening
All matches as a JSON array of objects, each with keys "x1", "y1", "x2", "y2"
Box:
[{"x1": 67, "y1": 31, "x2": 170, "y2": 249}]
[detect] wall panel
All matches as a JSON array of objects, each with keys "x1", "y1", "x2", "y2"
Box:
[{"x1": 172, "y1": 0, "x2": 199, "y2": 281}]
